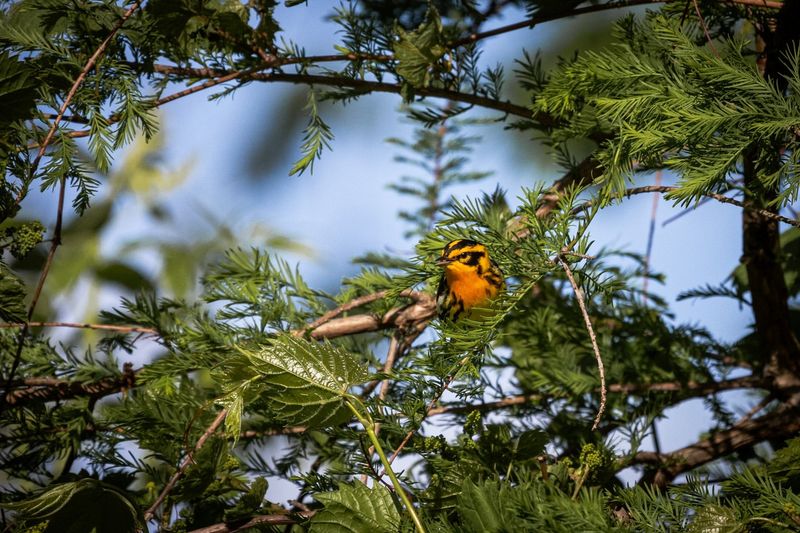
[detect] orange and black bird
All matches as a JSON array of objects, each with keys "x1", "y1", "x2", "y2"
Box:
[{"x1": 436, "y1": 239, "x2": 505, "y2": 321}]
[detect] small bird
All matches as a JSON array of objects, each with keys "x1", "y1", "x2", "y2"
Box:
[{"x1": 436, "y1": 239, "x2": 505, "y2": 321}]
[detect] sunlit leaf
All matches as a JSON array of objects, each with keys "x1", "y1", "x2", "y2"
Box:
[{"x1": 310, "y1": 481, "x2": 400, "y2": 533}]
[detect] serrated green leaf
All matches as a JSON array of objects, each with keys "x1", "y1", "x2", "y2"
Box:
[
  {"x1": 1, "y1": 478, "x2": 143, "y2": 533},
  {"x1": 393, "y1": 8, "x2": 446, "y2": 88},
  {"x1": 457, "y1": 478, "x2": 514, "y2": 533},
  {"x1": 310, "y1": 481, "x2": 401, "y2": 533},
  {"x1": 223, "y1": 391, "x2": 244, "y2": 444},
  {"x1": 241, "y1": 335, "x2": 368, "y2": 428}
]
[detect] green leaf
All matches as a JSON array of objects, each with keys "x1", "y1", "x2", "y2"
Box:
[
  {"x1": 172, "y1": 437, "x2": 227, "y2": 501},
  {"x1": 224, "y1": 477, "x2": 269, "y2": 523},
  {"x1": 457, "y1": 478, "x2": 514, "y2": 533},
  {"x1": 290, "y1": 90, "x2": 334, "y2": 176},
  {"x1": 241, "y1": 335, "x2": 368, "y2": 427},
  {"x1": 393, "y1": 8, "x2": 446, "y2": 88},
  {"x1": 0, "y1": 261, "x2": 26, "y2": 322},
  {"x1": 0, "y1": 53, "x2": 37, "y2": 124},
  {"x1": 1, "y1": 478, "x2": 143, "y2": 533},
  {"x1": 93, "y1": 262, "x2": 152, "y2": 292},
  {"x1": 310, "y1": 481, "x2": 401, "y2": 533},
  {"x1": 513, "y1": 429, "x2": 548, "y2": 460},
  {"x1": 222, "y1": 390, "x2": 244, "y2": 444}
]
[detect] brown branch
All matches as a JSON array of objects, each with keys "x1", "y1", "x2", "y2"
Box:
[
  {"x1": 574, "y1": 185, "x2": 800, "y2": 228},
  {"x1": 294, "y1": 290, "x2": 405, "y2": 338},
  {"x1": 558, "y1": 257, "x2": 606, "y2": 431},
  {"x1": 536, "y1": 157, "x2": 604, "y2": 219},
  {"x1": 451, "y1": 1, "x2": 781, "y2": 49},
  {"x1": 187, "y1": 512, "x2": 314, "y2": 533},
  {"x1": 308, "y1": 293, "x2": 436, "y2": 340},
  {"x1": 4, "y1": 363, "x2": 137, "y2": 406},
  {"x1": 427, "y1": 375, "x2": 765, "y2": 416},
  {"x1": 692, "y1": 0, "x2": 720, "y2": 57},
  {"x1": 144, "y1": 409, "x2": 228, "y2": 522},
  {"x1": 0, "y1": 322, "x2": 158, "y2": 335},
  {"x1": 451, "y1": 0, "x2": 662, "y2": 48},
  {"x1": 428, "y1": 393, "x2": 542, "y2": 416},
  {"x1": 633, "y1": 395, "x2": 800, "y2": 486},
  {"x1": 0, "y1": 294, "x2": 435, "y2": 408},
  {"x1": 148, "y1": 66, "x2": 535, "y2": 121},
  {"x1": 1, "y1": 1, "x2": 142, "y2": 413},
  {"x1": 607, "y1": 374, "x2": 764, "y2": 395}
]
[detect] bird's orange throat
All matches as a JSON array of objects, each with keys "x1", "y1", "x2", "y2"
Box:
[{"x1": 444, "y1": 263, "x2": 499, "y2": 309}]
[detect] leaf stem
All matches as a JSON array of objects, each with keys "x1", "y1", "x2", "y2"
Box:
[{"x1": 346, "y1": 399, "x2": 426, "y2": 533}]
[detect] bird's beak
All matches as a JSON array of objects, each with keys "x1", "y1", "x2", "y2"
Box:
[{"x1": 435, "y1": 258, "x2": 452, "y2": 267}]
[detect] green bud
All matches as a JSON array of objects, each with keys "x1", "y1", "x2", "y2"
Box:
[{"x1": 464, "y1": 410, "x2": 482, "y2": 436}]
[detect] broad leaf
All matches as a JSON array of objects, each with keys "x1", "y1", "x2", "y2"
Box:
[
  {"x1": 310, "y1": 481, "x2": 401, "y2": 533},
  {"x1": 240, "y1": 335, "x2": 368, "y2": 428},
  {"x1": 0, "y1": 53, "x2": 37, "y2": 124},
  {"x1": 393, "y1": 8, "x2": 446, "y2": 88},
  {"x1": 457, "y1": 478, "x2": 514, "y2": 533},
  {"x1": 224, "y1": 477, "x2": 269, "y2": 523},
  {"x1": 1, "y1": 478, "x2": 143, "y2": 533}
]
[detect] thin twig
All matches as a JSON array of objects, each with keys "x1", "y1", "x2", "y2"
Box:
[
  {"x1": 450, "y1": 0, "x2": 660, "y2": 48},
  {"x1": 737, "y1": 393, "x2": 774, "y2": 423},
  {"x1": 361, "y1": 333, "x2": 403, "y2": 483},
  {"x1": 186, "y1": 511, "x2": 314, "y2": 533},
  {"x1": 144, "y1": 409, "x2": 228, "y2": 522},
  {"x1": 0, "y1": 322, "x2": 158, "y2": 334},
  {"x1": 643, "y1": 170, "x2": 662, "y2": 301},
  {"x1": 573, "y1": 185, "x2": 800, "y2": 228},
  {"x1": 384, "y1": 355, "x2": 470, "y2": 467},
  {"x1": 692, "y1": 0, "x2": 720, "y2": 57},
  {"x1": 557, "y1": 257, "x2": 606, "y2": 430},
  {"x1": 1, "y1": 0, "x2": 142, "y2": 413}
]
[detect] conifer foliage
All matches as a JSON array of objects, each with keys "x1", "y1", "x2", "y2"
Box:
[{"x1": 0, "y1": 1, "x2": 799, "y2": 532}]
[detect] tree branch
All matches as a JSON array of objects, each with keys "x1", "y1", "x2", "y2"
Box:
[
  {"x1": 572, "y1": 185, "x2": 800, "y2": 228},
  {"x1": 0, "y1": 322, "x2": 158, "y2": 335},
  {"x1": 451, "y1": 0, "x2": 781, "y2": 49},
  {"x1": 3, "y1": 363, "x2": 137, "y2": 406},
  {"x1": 633, "y1": 394, "x2": 800, "y2": 486},
  {"x1": 308, "y1": 293, "x2": 436, "y2": 340},
  {"x1": 741, "y1": 5, "x2": 800, "y2": 385},
  {"x1": 0, "y1": 291, "x2": 434, "y2": 408},
  {"x1": 427, "y1": 375, "x2": 764, "y2": 417},
  {"x1": 558, "y1": 257, "x2": 607, "y2": 430},
  {"x1": 186, "y1": 511, "x2": 314, "y2": 533}
]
